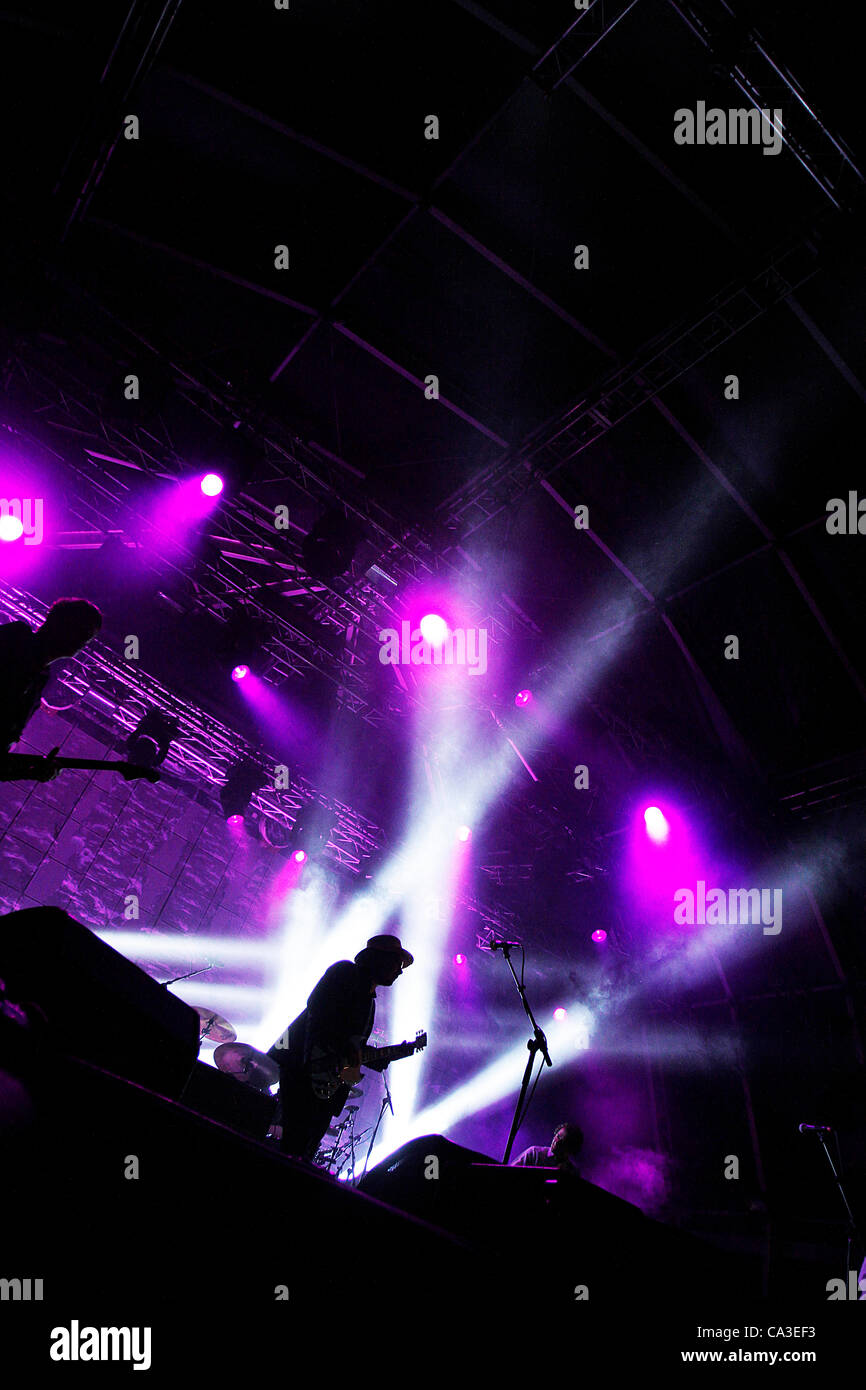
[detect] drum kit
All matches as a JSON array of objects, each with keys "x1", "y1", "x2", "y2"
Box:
[
  {"x1": 196, "y1": 1005, "x2": 367, "y2": 1169},
  {"x1": 196, "y1": 1006, "x2": 282, "y2": 1093},
  {"x1": 195, "y1": 1006, "x2": 237, "y2": 1046}
]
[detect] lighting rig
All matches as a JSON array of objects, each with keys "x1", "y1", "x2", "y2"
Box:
[
  {"x1": 2, "y1": 294, "x2": 540, "y2": 732},
  {"x1": 0, "y1": 581, "x2": 384, "y2": 875}
]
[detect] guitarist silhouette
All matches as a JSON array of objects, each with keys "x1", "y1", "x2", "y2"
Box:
[
  {"x1": 267, "y1": 934, "x2": 422, "y2": 1162},
  {"x1": 0, "y1": 598, "x2": 102, "y2": 754},
  {"x1": 0, "y1": 598, "x2": 160, "y2": 785}
]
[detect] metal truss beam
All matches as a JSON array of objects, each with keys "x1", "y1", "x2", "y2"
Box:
[
  {"x1": 668, "y1": 0, "x2": 865, "y2": 211},
  {"x1": 434, "y1": 235, "x2": 821, "y2": 538},
  {"x1": 166, "y1": 40, "x2": 610, "y2": 385},
  {"x1": 5, "y1": 300, "x2": 542, "y2": 695},
  {"x1": 85, "y1": 217, "x2": 321, "y2": 317},
  {"x1": 774, "y1": 750, "x2": 866, "y2": 822},
  {"x1": 0, "y1": 582, "x2": 385, "y2": 872},
  {"x1": 55, "y1": 1, "x2": 186, "y2": 242},
  {"x1": 332, "y1": 322, "x2": 512, "y2": 448},
  {"x1": 532, "y1": 0, "x2": 644, "y2": 93}
]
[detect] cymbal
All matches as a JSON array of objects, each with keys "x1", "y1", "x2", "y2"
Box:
[
  {"x1": 214, "y1": 1042, "x2": 280, "y2": 1091},
  {"x1": 195, "y1": 1007, "x2": 237, "y2": 1044}
]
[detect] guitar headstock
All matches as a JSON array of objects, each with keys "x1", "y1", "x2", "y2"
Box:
[{"x1": 384, "y1": 1031, "x2": 428, "y2": 1063}]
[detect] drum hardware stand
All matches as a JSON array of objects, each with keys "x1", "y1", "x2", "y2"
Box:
[
  {"x1": 159, "y1": 964, "x2": 223, "y2": 1099},
  {"x1": 161, "y1": 965, "x2": 217, "y2": 989},
  {"x1": 359, "y1": 1068, "x2": 394, "y2": 1184}
]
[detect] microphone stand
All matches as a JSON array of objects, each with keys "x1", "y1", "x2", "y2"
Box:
[
  {"x1": 357, "y1": 1060, "x2": 395, "y2": 1183},
  {"x1": 160, "y1": 965, "x2": 222, "y2": 1099},
  {"x1": 382, "y1": 1065, "x2": 394, "y2": 1119},
  {"x1": 811, "y1": 1129, "x2": 863, "y2": 1289},
  {"x1": 497, "y1": 944, "x2": 552, "y2": 1164},
  {"x1": 162, "y1": 966, "x2": 216, "y2": 988},
  {"x1": 347, "y1": 1108, "x2": 357, "y2": 1183},
  {"x1": 361, "y1": 1096, "x2": 390, "y2": 1183}
]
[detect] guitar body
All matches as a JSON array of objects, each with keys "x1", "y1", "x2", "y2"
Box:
[
  {"x1": 327, "y1": 1082, "x2": 351, "y2": 1116},
  {"x1": 309, "y1": 1030, "x2": 427, "y2": 1103}
]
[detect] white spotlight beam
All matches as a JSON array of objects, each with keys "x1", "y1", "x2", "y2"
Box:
[
  {"x1": 381, "y1": 699, "x2": 483, "y2": 1134},
  {"x1": 169, "y1": 983, "x2": 265, "y2": 1012},
  {"x1": 96, "y1": 930, "x2": 273, "y2": 967},
  {"x1": 248, "y1": 874, "x2": 350, "y2": 1051},
  {"x1": 367, "y1": 1004, "x2": 594, "y2": 1167},
  {"x1": 383, "y1": 847, "x2": 462, "y2": 1134}
]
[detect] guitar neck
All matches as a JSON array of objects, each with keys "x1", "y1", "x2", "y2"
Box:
[
  {"x1": 0, "y1": 753, "x2": 159, "y2": 783},
  {"x1": 361, "y1": 1041, "x2": 410, "y2": 1068},
  {"x1": 360, "y1": 1033, "x2": 426, "y2": 1070}
]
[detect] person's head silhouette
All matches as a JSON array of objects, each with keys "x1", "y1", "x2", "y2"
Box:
[
  {"x1": 550, "y1": 1122, "x2": 584, "y2": 1165},
  {"x1": 35, "y1": 598, "x2": 102, "y2": 662}
]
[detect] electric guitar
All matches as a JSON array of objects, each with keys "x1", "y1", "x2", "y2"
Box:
[{"x1": 310, "y1": 1030, "x2": 427, "y2": 1101}]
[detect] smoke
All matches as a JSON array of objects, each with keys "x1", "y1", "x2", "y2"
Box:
[{"x1": 585, "y1": 1144, "x2": 673, "y2": 1216}]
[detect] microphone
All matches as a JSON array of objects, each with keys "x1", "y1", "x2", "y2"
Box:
[
  {"x1": 798, "y1": 1123, "x2": 833, "y2": 1134},
  {"x1": 489, "y1": 940, "x2": 522, "y2": 951}
]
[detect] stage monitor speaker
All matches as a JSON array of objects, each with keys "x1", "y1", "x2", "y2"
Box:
[
  {"x1": 0, "y1": 906, "x2": 200, "y2": 1097},
  {"x1": 356, "y1": 1133, "x2": 495, "y2": 1219},
  {"x1": 358, "y1": 1137, "x2": 646, "y2": 1256},
  {"x1": 181, "y1": 1059, "x2": 276, "y2": 1139}
]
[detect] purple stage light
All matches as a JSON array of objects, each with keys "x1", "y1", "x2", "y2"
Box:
[
  {"x1": 292, "y1": 849, "x2": 307, "y2": 863},
  {"x1": 643, "y1": 806, "x2": 669, "y2": 843},
  {"x1": 456, "y1": 824, "x2": 472, "y2": 842},
  {"x1": 553, "y1": 1007, "x2": 567, "y2": 1022},
  {"x1": 0, "y1": 514, "x2": 25, "y2": 542},
  {"x1": 591, "y1": 929, "x2": 607, "y2": 943},
  {"x1": 231, "y1": 664, "x2": 249, "y2": 682},
  {"x1": 514, "y1": 689, "x2": 532, "y2": 707},
  {"x1": 454, "y1": 953, "x2": 466, "y2": 966},
  {"x1": 419, "y1": 612, "x2": 449, "y2": 646},
  {"x1": 201, "y1": 473, "x2": 224, "y2": 497},
  {"x1": 626, "y1": 801, "x2": 699, "y2": 924},
  {"x1": 226, "y1": 813, "x2": 244, "y2": 827}
]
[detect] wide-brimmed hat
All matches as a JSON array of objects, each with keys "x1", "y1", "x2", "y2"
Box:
[{"x1": 354, "y1": 934, "x2": 414, "y2": 969}]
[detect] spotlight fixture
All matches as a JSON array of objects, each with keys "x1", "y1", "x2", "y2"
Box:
[
  {"x1": 289, "y1": 808, "x2": 334, "y2": 862},
  {"x1": 200, "y1": 472, "x2": 224, "y2": 497},
  {"x1": 514, "y1": 689, "x2": 532, "y2": 707},
  {"x1": 457, "y1": 825, "x2": 472, "y2": 842},
  {"x1": 591, "y1": 929, "x2": 607, "y2": 944},
  {"x1": 0, "y1": 514, "x2": 25, "y2": 541},
  {"x1": 215, "y1": 610, "x2": 271, "y2": 683},
  {"x1": 219, "y1": 760, "x2": 264, "y2": 823},
  {"x1": 258, "y1": 816, "x2": 290, "y2": 849},
  {"x1": 301, "y1": 507, "x2": 361, "y2": 581},
  {"x1": 419, "y1": 613, "x2": 449, "y2": 646},
  {"x1": 643, "y1": 806, "x2": 669, "y2": 843},
  {"x1": 364, "y1": 563, "x2": 399, "y2": 597},
  {"x1": 124, "y1": 710, "x2": 179, "y2": 768}
]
